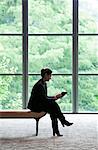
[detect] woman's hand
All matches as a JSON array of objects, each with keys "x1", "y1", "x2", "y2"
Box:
[
  {"x1": 53, "y1": 92, "x2": 66, "y2": 100},
  {"x1": 55, "y1": 94, "x2": 62, "y2": 99},
  {"x1": 53, "y1": 96, "x2": 58, "y2": 100}
]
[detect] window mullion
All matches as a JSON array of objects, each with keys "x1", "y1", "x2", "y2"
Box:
[
  {"x1": 22, "y1": 0, "x2": 28, "y2": 109},
  {"x1": 72, "y1": 0, "x2": 78, "y2": 113}
]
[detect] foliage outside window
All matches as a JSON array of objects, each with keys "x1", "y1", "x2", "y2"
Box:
[{"x1": 0, "y1": 0, "x2": 98, "y2": 112}]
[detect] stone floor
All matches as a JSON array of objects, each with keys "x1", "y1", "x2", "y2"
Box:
[{"x1": 0, "y1": 114, "x2": 98, "y2": 150}]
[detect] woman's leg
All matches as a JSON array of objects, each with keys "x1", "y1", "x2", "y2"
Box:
[
  {"x1": 47, "y1": 101, "x2": 73, "y2": 127},
  {"x1": 50, "y1": 114, "x2": 63, "y2": 136}
]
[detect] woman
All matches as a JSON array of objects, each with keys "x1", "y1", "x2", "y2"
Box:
[{"x1": 27, "y1": 68, "x2": 73, "y2": 136}]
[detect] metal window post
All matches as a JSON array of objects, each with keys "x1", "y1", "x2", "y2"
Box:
[
  {"x1": 72, "y1": 0, "x2": 78, "y2": 113},
  {"x1": 22, "y1": 0, "x2": 28, "y2": 109}
]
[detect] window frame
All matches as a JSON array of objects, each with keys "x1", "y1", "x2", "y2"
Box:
[{"x1": 0, "y1": 0, "x2": 98, "y2": 113}]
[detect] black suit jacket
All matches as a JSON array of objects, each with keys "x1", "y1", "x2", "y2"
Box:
[{"x1": 27, "y1": 78, "x2": 53, "y2": 112}]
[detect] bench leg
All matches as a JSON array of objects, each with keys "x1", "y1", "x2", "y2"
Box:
[{"x1": 36, "y1": 118, "x2": 39, "y2": 136}]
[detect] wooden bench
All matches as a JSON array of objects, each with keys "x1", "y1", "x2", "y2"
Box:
[{"x1": 0, "y1": 109, "x2": 46, "y2": 136}]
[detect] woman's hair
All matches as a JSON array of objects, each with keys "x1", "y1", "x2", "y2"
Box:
[{"x1": 41, "y1": 68, "x2": 52, "y2": 77}]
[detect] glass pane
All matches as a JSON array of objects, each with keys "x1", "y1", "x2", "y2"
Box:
[
  {"x1": 28, "y1": 75, "x2": 72, "y2": 112},
  {"x1": 28, "y1": 36, "x2": 72, "y2": 74},
  {"x1": 78, "y1": 36, "x2": 98, "y2": 74},
  {"x1": 28, "y1": 0, "x2": 72, "y2": 33},
  {"x1": 78, "y1": 76, "x2": 98, "y2": 112},
  {"x1": 0, "y1": 0, "x2": 22, "y2": 34},
  {"x1": 0, "y1": 36, "x2": 22, "y2": 74},
  {"x1": 0, "y1": 76, "x2": 22, "y2": 110},
  {"x1": 79, "y1": 0, "x2": 98, "y2": 33}
]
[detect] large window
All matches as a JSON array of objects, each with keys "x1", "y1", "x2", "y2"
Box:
[
  {"x1": 78, "y1": 0, "x2": 98, "y2": 112},
  {"x1": 28, "y1": 0, "x2": 72, "y2": 113},
  {"x1": 0, "y1": 0, "x2": 22, "y2": 109},
  {"x1": 0, "y1": 0, "x2": 98, "y2": 113}
]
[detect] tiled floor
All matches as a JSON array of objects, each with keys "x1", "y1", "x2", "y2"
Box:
[{"x1": 0, "y1": 114, "x2": 98, "y2": 150}]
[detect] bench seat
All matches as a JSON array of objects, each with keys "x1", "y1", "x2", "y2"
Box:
[
  {"x1": 0, "y1": 109, "x2": 46, "y2": 118},
  {"x1": 0, "y1": 109, "x2": 46, "y2": 136}
]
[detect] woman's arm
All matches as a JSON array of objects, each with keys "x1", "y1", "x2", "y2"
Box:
[{"x1": 47, "y1": 92, "x2": 67, "y2": 101}]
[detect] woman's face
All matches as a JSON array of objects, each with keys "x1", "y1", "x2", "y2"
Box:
[{"x1": 44, "y1": 73, "x2": 52, "y2": 81}]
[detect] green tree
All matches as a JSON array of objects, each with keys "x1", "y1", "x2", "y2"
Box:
[{"x1": 0, "y1": 0, "x2": 98, "y2": 112}]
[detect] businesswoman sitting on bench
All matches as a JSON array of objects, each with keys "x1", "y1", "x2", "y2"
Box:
[{"x1": 27, "y1": 68, "x2": 73, "y2": 136}]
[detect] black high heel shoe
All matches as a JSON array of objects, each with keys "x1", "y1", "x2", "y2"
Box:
[
  {"x1": 64, "y1": 120, "x2": 73, "y2": 126},
  {"x1": 61, "y1": 120, "x2": 73, "y2": 127},
  {"x1": 53, "y1": 131, "x2": 63, "y2": 136}
]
